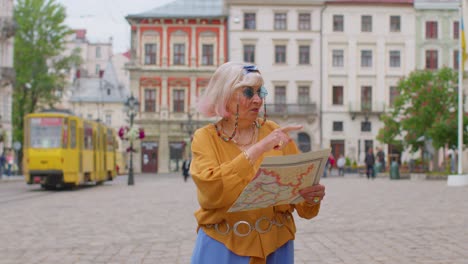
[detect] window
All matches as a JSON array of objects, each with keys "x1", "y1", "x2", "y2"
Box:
[
  {"x1": 389, "y1": 86, "x2": 399, "y2": 107},
  {"x1": 332, "y1": 86, "x2": 343, "y2": 105},
  {"x1": 361, "y1": 121, "x2": 371, "y2": 132},
  {"x1": 173, "y1": 89, "x2": 185, "y2": 112},
  {"x1": 274, "y1": 86, "x2": 286, "y2": 112},
  {"x1": 244, "y1": 13, "x2": 256, "y2": 30},
  {"x1": 389, "y1": 50, "x2": 400, "y2": 68},
  {"x1": 333, "y1": 15, "x2": 344, "y2": 32},
  {"x1": 243, "y1": 44, "x2": 255, "y2": 63},
  {"x1": 361, "y1": 15, "x2": 372, "y2": 32},
  {"x1": 425, "y1": 50, "x2": 438, "y2": 69},
  {"x1": 332, "y1": 50, "x2": 344, "y2": 67},
  {"x1": 298, "y1": 86, "x2": 310, "y2": 104},
  {"x1": 202, "y1": 44, "x2": 214, "y2": 65},
  {"x1": 426, "y1": 21, "x2": 438, "y2": 39},
  {"x1": 333, "y1": 121, "x2": 343, "y2": 132},
  {"x1": 274, "y1": 13, "x2": 287, "y2": 30},
  {"x1": 361, "y1": 86, "x2": 372, "y2": 111},
  {"x1": 390, "y1": 16, "x2": 400, "y2": 32},
  {"x1": 454, "y1": 21, "x2": 460, "y2": 39},
  {"x1": 70, "y1": 120, "x2": 77, "y2": 148},
  {"x1": 144, "y1": 43, "x2": 157, "y2": 65},
  {"x1": 144, "y1": 89, "x2": 156, "y2": 112},
  {"x1": 298, "y1": 45, "x2": 310, "y2": 65},
  {"x1": 173, "y1": 44, "x2": 185, "y2": 65},
  {"x1": 298, "y1": 132, "x2": 311, "y2": 152},
  {"x1": 275, "y1": 45, "x2": 286, "y2": 64},
  {"x1": 298, "y1": 13, "x2": 311, "y2": 30},
  {"x1": 105, "y1": 114, "x2": 111, "y2": 126},
  {"x1": 96, "y1": 46, "x2": 101, "y2": 58},
  {"x1": 454, "y1": 50, "x2": 459, "y2": 69},
  {"x1": 361, "y1": 50, "x2": 372, "y2": 67}
]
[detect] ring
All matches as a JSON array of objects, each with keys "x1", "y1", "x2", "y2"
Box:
[
  {"x1": 313, "y1": 197, "x2": 320, "y2": 203},
  {"x1": 278, "y1": 140, "x2": 283, "y2": 147}
]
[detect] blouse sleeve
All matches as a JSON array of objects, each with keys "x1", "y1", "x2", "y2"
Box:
[{"x1": 190, "y1": 128, "x2": 257, "y2": 210}]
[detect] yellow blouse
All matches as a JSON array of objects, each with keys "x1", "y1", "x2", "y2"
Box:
[{"x1": 191, "y1": 120, "x2": 321, "y2": 264}]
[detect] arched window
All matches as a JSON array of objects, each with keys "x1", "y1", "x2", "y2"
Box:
[{"x1": 298, "y1": 132, "x2": 311, "y2": 152}]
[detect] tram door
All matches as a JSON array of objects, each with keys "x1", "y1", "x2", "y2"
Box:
[{"x1": 141, "y1": 142, "x2": 158, "y2": 173}]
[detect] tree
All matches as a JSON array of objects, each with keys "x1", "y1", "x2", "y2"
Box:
[
  {"x1": 377, "y1": 67, "x2": 468, "y2": 170},
  {"x1": 13, "y1": 0, "x2": 80, "y2": 144}
]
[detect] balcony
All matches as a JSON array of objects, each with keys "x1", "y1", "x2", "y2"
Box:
[
  {"x1": 0, "y1": 66, "x2": 15, "y2": 85},
  {"x1": 348, "y1": 101, "x2": 386, "y2": 120},
  {"x1": 265, "y1": 103, "x2": 317, "y2": 117},
  {"x1": 0, "y1": 17, "x2": 17, "y2": 40}
]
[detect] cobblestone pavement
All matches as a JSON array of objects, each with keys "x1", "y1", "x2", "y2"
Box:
[{"x1": 0, "y1": 173, "x2": 467, "y2": 264}]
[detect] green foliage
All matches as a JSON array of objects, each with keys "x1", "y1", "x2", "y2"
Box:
[
  {"x1": 13, "y1": 0, "x2": 81, "y2": 143},
  {"x1": 378, "y1": 67, "x2": 468, "y2": 153},
  {"x1": 345, "y1": 157, "x2": 351, "y2": 166}
]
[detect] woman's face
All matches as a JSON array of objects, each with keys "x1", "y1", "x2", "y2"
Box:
[{"x1": 226, "y1": 85, "x2": 267, "y2": 123}]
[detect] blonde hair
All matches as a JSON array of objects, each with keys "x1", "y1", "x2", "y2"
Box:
[{"x1": 197, "y1": 61, "x2": 264, "y2": 118}]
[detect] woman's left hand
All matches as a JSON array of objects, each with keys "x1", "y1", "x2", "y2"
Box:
[{"x1": 299, "y1": 184, "x2": 326, "y2": 204}]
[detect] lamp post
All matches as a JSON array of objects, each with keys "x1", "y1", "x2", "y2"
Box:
[{"x1": 124, "y1": 94, "x2": 139, "y2": 185}]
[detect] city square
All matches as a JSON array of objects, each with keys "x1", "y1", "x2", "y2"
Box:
[{"x1": 0, "y1": 174, "x2": 466, "y2": 264}]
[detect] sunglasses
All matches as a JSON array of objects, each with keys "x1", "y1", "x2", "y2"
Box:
[{"x1": 242, "y1": 86, "x2": 268, "y2": 99}]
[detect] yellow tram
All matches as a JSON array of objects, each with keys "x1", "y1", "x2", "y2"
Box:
[{"x1": 23, "y1": 111, "x2": 118, "y2": 189}]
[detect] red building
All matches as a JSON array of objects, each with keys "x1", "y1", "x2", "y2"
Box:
[{"x1": 125, "y1": 0, "x2": 227, "y2": 173}]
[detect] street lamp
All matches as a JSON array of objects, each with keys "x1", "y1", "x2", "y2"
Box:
[
  {"x1": 180, "y1": 112, "x2": 196, "y2": 157},
  {"x1": 124, "y1": 94, "x2": 139, "y2": 185}
]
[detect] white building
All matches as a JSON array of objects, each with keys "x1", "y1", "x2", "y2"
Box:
[
  {"x1": 227, "y1": 0, "x2": 324, "y2": 152},
  {"x1": 322, "y1": 0, "x2": 415, "y2": 164},
  {"x1": 0, "y1": 0, "x2": 15, "y2": 151}
]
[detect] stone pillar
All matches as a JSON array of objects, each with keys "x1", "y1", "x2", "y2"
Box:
[{"x1": 158, "y1": 122, "x2": 170, "y2": 173}]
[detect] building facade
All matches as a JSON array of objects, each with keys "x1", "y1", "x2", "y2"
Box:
[
  {"x1": 0, "y1": 0, "x2": 15, "y2": 151},
  {"x1": 226, "y1": 0, "x2": 323, "y2": 153},
  {"x1": 322, "y1": 0, "x2": 415, "y2": 164},
  {"x1": 126, "y1": 0, "x2": 227, "y2": 173}
]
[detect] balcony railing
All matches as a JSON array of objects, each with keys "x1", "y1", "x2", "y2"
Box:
[
  {"x1": 0, "y1": 66, "x2": 15, "y2": 85},
  {"x1": 348, "y1": 101, "x2": 386, "y2": 120},
  {"x1": 0, "y1": 17, "x2": 17, "y2": 40},
  {"x1": 265, "y1": 103, "x2": 317, "y2": 116}
]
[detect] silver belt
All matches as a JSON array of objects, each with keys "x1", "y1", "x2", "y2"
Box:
[{"x1": 204, "y1": 213, "x2": 292, "y2": 237}]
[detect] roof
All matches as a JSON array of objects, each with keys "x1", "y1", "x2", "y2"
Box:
[
  {"x1": 126, "y1": 0, "x2": 226, "y2": 19},
  {"x1": 70, "y1": 61, "x2": 128, "y2": 103}
]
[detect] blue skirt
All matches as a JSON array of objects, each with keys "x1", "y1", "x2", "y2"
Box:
[{"x1": 191, "y1": 229, "x2": 294, "y2": 264}]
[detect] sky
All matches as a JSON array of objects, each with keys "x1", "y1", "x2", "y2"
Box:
[{"x1": 57, "y1": 0, "x2": 174, "y2": 53}]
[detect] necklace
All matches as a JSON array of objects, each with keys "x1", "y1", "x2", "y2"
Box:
[{"x1": 232, "y1": 123, "x2": 258, "y2": 147}]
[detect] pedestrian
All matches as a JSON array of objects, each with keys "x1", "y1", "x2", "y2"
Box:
[
  {"x1": 365, "y1": 148, "x2": 375, "y2": 179},
  {"x1": 376, "y1": 147, "x2": 385, "y2": 171},
  {"x1": 337, "y1": 154, "x2": 345, "y2": 176},
  {"x1": 182, "y1": 157, "x2": 191, "y2": 182},
  {"x1": 327, "y1": 153, "x2": 335, "y2": 176},
  {"x1": 0, "y1": 151, "x2": 5, "y2": 178},
  {"x1": 5, "y1": 149, "x2": 14, "y2": 177},
  {"x1": 190, "y1": 62, "x2": 326, "y2": 264}
]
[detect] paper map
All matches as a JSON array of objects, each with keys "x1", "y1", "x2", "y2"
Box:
[{"x1": 228, "y1": 149, "x2": 331, "y2": 212}]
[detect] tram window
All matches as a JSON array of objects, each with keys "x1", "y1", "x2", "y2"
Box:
[
  {"x1": 70, "y1": 120, "x2": 77, "y2": 149},
  {"x1": 30, "y1": 117, "x2": 62, "y2": 148}
]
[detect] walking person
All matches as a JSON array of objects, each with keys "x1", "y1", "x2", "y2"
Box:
[
  {"x1": 376, "y1": 147, "x2": 386, "y2": 171},
  {"x1": 365, "y1": 148, "x2": 375, "y2": 179},
  {"x1": 190, "y1": 62, "x2": 326, "y2": 264},
  {"x1": 5, "y1": 149, "x2": 14, "y2": 177},
  {"x1": 0, "y1": 151, "x2": 5, "y2": 178},
  {"x1": 337, "y1": 154, "x2": 345, "y2": 176},
  {"x1": 182, "y1": 157, "x2": 191, "y2": 182}
]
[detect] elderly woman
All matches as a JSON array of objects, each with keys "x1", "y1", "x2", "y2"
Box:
[{"x1": 190, "y1": 62, "x2": 326, "y2": 264}]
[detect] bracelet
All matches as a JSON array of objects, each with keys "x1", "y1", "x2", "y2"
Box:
[{"x1": 242, "y1": 150, "x2": 254, "y2": 166}]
